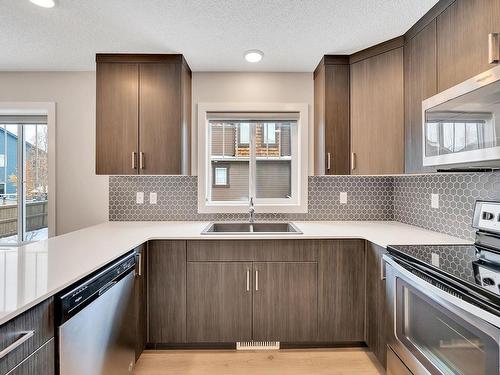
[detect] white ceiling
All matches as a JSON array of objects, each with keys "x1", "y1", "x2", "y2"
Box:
[{"x1": 0, "y1": 0, "x2": 438, "y2": 72}]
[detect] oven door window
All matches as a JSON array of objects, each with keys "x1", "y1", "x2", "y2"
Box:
[{"x1": 395, "y1": 278, "x2": 499, "y2": 375}]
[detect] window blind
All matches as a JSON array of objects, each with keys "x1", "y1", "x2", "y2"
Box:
[{"x1": 0, "y1": 115, "x2": 48, "y2": 124}]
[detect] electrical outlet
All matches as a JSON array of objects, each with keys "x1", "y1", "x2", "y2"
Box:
[
  {"x1": 431, "y1": 253, "x2": 440, "y2": 267},
  {"x1": 136, "y1": 192, "x2": 144, "y2": 204},
  {"x1": 340, "y1": 192, "x2": 348, "y2": 204},
  {"x1": 150, "y1": 192, "x2": 157, "y2": 204},
  {"x1": 431, "y1": 193, "x2": 439, "y2": 209}
]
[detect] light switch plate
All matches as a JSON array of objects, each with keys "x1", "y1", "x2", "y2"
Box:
[
  {"x1": 431, "y1": 193, "x2": 439, "y2": 209},
  {"x1": 150, "y1": 192, "x2": 157, "y2": 204},
  {"x1": 431, "y1": 253, "x2": 440, "y2": 267},
  {"x1": 340, "y1": 192, "x2": 348, "y2": 204},
  {"x1": 136, "y1": 192, "x2": 144, "y2": 204}
]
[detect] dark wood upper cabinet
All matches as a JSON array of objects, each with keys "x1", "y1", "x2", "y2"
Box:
[
  {"x1": 436, "y1": 0, "x2": 500, "y2": 92},
  {"x1": 96, "y1": 62, "x2": 139, "y2": 175},
  {"x1": 404, "y1": 20, "x2": 438, "y2": 174},
  {"x1": 350, "y1": 47, "x2": 404, "y2": 175},
  {"x1": 314, "y1": 56, "x2": 350, "y2": 175},
  {"x1": 96, "y1": 54, "x2": 191, "y2": 175}
]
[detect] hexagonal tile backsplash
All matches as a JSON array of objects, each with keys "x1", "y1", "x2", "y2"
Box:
[
  {"x1": 109, "y1": 171, "x2": 500, "y2": 241},
  {"x1": 109, "y1": 175, "x2": 394, "y2": 222},
  {"x1": 393, "y1": 172, "x2": 500, "y2": 240}
]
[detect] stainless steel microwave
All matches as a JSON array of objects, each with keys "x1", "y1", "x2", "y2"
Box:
[{"x1": 422, "y1": 65, "x2": 500, "y2": 168}]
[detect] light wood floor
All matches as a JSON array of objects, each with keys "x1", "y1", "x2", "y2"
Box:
[{"x1": 133, "y1": 348, "x2": 385, "y2": 375}]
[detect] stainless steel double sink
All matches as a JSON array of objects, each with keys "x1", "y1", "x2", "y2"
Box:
[{"x1": 201, "y1": 222, "x2": 302, "y2": 235}]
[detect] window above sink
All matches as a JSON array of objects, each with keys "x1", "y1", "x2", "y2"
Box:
[{"x1": 197, "y1": 103, "x2": 309, "y2": 214}]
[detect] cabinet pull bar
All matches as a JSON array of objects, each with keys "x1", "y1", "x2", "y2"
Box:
[
  {"x1": 255, "y1": 269, "x2": 259, "y2": 291},
  {"x1": 136, "y1": 252, "x2": 142, "y2": 277},
  {"x1": 246, "y1": 269, "x2": 250, "y2": 291},
  {"x1": 0, "y1": 330, "x2": 35, "y2": 359},
  {"x1": 351, "y1": 152, "x2": 356, "y2": 171},
  {"x1": 380, "y1": 257, "x2": 386, "y2": 281},
  {"x1": 139, "y1": 152, "x2": 145, "y2": 169},
  {"x1": 131, "y1": 152, "x2": 137, "y2": 169},
  {"x1": 489, "y1": 33, "x2": 500, "y2": 64},
  {"x1": 327, "y1": 152, "x2": 331, "y2": 171}
]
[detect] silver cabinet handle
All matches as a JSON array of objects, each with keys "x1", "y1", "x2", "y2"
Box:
[
  {"x1": 139, "y1": 152, "x2": 145, "y2": 169},
  {"x1": 489, "y1": 33, "x2": 500, "y2": 64},
  {"x1": 136, "y1": 252, "x2": 142, "y2": 277},
  {"x1": 380, "y1": 257, "x2": 386, "y2": 281},
  {"x1": 255, "y1": 269, "x2": 259, "y2": 291},
  {"x1": 246, "y1": 269, "x2": 250, "y2": 291},
  {"x1": 0, "y1": 330, "x2": 35, "y2": 359},
  {"x1": 351, "y1": 152, "x2": 356, "y2": 171},
  {"x1": 327, "y1": 152, "x2": 331, "y2": 171},
  {"x1": 131, "y1": 152, "x2": 137, "y2": 169}
]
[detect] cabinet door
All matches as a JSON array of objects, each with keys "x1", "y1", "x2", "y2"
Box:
[
  {"x1": 404, "y1": 20, "x2": 437, "y2": 174},
  {"x1": 7, "y1": 339, "x2": 54, "y2": 375},
  {"x1": 253, "y1": 262, "x2": 318, "y2": 342},
  {"x1": 134, "y1": 243, "x2": 147, "y2": 359},
  {"x1": 317, "y1": 240, "x2": 365, "y2": 342},
  {"x1": 96, "y1": 62, "x2": 139, "y2": 175},
  {"x1": 148, "y1": 241, "x2": 186, "y2": 343},
  {"x1": 324, "y1": 64, "x2": 350, "y2": 175},
  {"x1": 437, "y1": 0, "x2": 500, "y2": 91},
  {"x1": 186, "y1": 262, "x2": 253, "y2": 343},
  {"x1": 366, "y1": 242, "x2": 388, "y2": 368},
  {"x1": 139, "y1": 63, "x2": 182, "y2": 175},
  {"x1": 350, "y1": 48, "x2": 404, "y2": 175}
]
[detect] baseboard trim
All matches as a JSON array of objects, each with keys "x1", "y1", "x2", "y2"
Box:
[{"x1": 145, "y1": 341, "x2": 367, "y2": 350}]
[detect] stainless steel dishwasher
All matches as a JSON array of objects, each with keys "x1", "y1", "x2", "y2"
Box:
[{"x1": 56, "y1": 252, "x2": 136, "y2": 375}]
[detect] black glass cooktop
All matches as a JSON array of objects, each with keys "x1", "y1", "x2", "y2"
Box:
[{"x1": 387, "y1": 244, "x2": 500, "y2": 299}]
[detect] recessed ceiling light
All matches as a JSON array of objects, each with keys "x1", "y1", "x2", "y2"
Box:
[
  {"x1": 244, "y1": 50, "x2": 264, "y2": 63},
  {"x1": 30, "y1": 0, "x2": 56, "y2": 8}
]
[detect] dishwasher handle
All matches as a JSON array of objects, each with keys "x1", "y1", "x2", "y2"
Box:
[{"x1": 98, "y1": 281, "x2": 117, "y2": 296}]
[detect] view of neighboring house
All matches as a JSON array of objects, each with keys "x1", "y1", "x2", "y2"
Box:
[
  {"x1": 0, "y1": 125, "x2": 48, "y2": 201},
  {"x1": 209, "y1": 121, "x2": 292, "y2": 202}
]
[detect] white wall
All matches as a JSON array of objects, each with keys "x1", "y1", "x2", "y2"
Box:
[
  {"x1": 0, "y1": 71, "x2": 313, "y2": 234},
  {"x1": 0, "y1": 72, "x2": 108, "y2": 235},
  {"x1": 191, "y1": 72, "x2": 314, "y2": 174}
]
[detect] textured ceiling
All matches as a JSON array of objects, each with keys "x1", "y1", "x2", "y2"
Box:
[{"x1": 0, "y1": 0, "x2": 438, "y2": 72}]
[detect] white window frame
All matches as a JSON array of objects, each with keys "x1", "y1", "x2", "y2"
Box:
[
  {"x1": 0, "y1": 102, "x2": 56, "y2": 241},
  {"x1": 198, "y1": 103, "x2": 308, "y2": 214}
]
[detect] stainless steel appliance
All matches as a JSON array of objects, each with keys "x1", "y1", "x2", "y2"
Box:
[
  {"x1": 385, "y1": 201, "x2": 500, "y2": 375},
  {"x1": 56, "y1": 252, "x2": 136, "y2": 375},
  {"x1": 422, "y1": 64, "x2": 500, "y2": 168}
]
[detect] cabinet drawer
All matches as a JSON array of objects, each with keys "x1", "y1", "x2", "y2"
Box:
[
  {"x1": 6, "y1": 339, "x2": 54, "y2": 375},
  {"x1": 187, "y1": 240, "x2": 319, "y2": 262},
  {"x1": 0, "y1": 299, "x2": 54, "y2": 375}
]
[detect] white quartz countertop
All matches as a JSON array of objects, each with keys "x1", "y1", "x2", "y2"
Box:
[{"x1": 0, "y1": 220, "x2": 470, "y2": 325}]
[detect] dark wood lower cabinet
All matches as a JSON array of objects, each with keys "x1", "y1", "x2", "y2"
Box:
[
  {"x1": 318, "y1": 240, "x2": 365, "y2": 342},
  {"x1": 365, "y1": 242, "x2": 388, "y2": 368},
  {"x1": 148, "y1": 240, "x2": 187, "y2": 344},
  {"x1": 148, "y1": 239, "x2": 369, "y2": 347},
  {"x1": 6, "y1": 339, "x2": 54, "y2": 375},
  {"x1": 186, "y1": 262, "x2": 253, "y2": 343},
  {"x1": 134, "y1": 243, "x2": 147, "y2": 359},
  {"x1": 253, "y1": 262, "x2": 318, "y2": 342}
]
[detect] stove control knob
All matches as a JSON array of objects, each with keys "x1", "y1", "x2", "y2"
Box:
[
  {"x1": 482, "y1": 277, "x2": 495, "y2": 286},
  {"x1": 482, "y1": 212, "x2": 495, "y2": 220}
]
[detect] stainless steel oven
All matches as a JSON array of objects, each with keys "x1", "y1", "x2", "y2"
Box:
[{"x1": 385, "y1": 254, "x2": 500, "y2": 375}]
